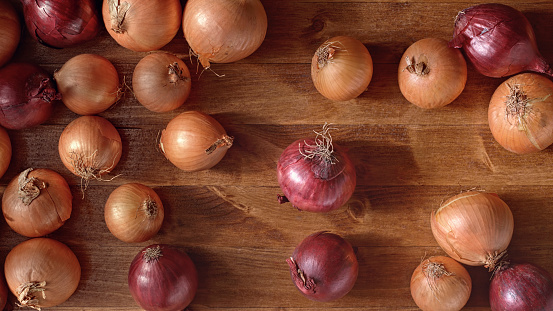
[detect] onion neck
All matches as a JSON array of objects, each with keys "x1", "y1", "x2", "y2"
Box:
[
  {"x1": 315, "y1": 43, "x2": 336, "y2": 69},
  {"x1": 142, "y1": 245, "x2": 163, "y2": 263},
  {"x1": 108, "y1": 0, "x2": 130, "y2": 34},
  {"x1": 31, "y1": 79, "x2": 61, "y2": 103},
  {"x1": 17, "y1": 168, "x2": 46, "y2": 206},
  {"x1": 286, "y1": 257, "x2": 316, "y2": 294},
  {"x1": 167, "y1": 62, "x2": 188, "y2": 84},
  {"x1": 403, "y1": 55, "x2": 430, "y2": 76},
  {"x1": 205, "y1": 135, "x2": 233, "y2": 155},
  {"x1": 16, "y1": 281, "x2": 46, "y2": 310},
  {"x1": 485, "y1": 250, "x2": 508, "y2": 272},
  {"x1": 528, "y1": 56, "x2": 553, "y2": 77}
]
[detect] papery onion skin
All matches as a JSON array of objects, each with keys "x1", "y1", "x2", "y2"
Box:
[
  {"x1": 2, "y1": 168, "x2": 72, "y2": 237},
  {"x1": 128, "y1": 244, "x2": 198, "y2": 311},
  {"x1": 488, "y1": 73, "x2": 553, "y2": 154},
  {"x1": 287, "y1": 231, "x2": 358, "y2": 302},
  {"x1": 159, "y1": 111, "x2": 233, "y2": 172},
  {"x1": 0, "y1": 63, "x2": 60, "y2": 130},
  {"x1": 398, "y1": 38, "x2": 467, "y2": 109},
  {"x1": 0, "y1": 0, "x2": 21, "y2": 67},
  {"x1": 21, "y1": 0, "x2": 100, "y2": 48},
  {"x1": 4, "y1": 238, "x2": 81, "y2": 309},
  {"x1": 490, "y1": 262, "x2": 553, "y2": 311},
  {"x1": 133, "y1": 53, "x2": 191, "y2": 113},
  {"x1": 54, "y1": 54, "x2": 120, "y2": 115},
  {"x1": 183, "y1": 0, "x2": 267, "y2": 69},
  {"x1": 0, "y1": 126, "x2": 11, "y2": 179},
  {"x1": 449, "y1": 3, "x2": 553, "y2": 78},
  {"x1": 431, "y1": 191, "x2": 514, "y2": 269},
  {"x1": 311, "y1": 36, "x2": 373, "y2": 101},
  {"x1": 58, "y1": 116, "x2": 122, "y2": 183},
  {"x1": 410, "y1": 256, "x2": 472, "y2": 311},
  {"x1": 277, "y1": 125, "x2": 356, "y2": 213},
  {"x1": 105, "y1": 183, "x2": 164, "y2": 243},
  {"x1": 102, "y1": 0, "x2": 182, "y2": 52}
]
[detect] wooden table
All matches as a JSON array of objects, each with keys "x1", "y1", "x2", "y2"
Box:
[{"x1": 2, "y1": 0, "x2": 553, "y2": 310}]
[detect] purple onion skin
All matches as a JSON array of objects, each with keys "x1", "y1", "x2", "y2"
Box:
[
  {"x1": 490, "y1": 262, "x2": 553, "y2": 311},
  {"x1": 277, "y1": 139, "x2": 356, "y2": 213},
  {"x1": 287, "y1": 231, "x2": 358, "y2": 302},
  {"x1": 0, "y1": 63, "x2": 60, "y2": 130},
  {"x1": 21, "y1": 0, "x2": 100, "y2": 48},
  {"x1": 449, "y1": 3, "x2": 553, "y2": 78},
  {"x1": 128, "y1": 244, "x2": 198, "y2": 311}
]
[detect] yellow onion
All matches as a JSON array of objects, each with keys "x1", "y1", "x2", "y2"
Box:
[
  {"x1": 159, "y1": 111, "x2": 233, "y2": 172},
  {"x1": 2, "y1": 168, "x2": 72, "y2": 237},
  {"x1": 102, "y1": 0, "x2": 182, "y2": 52},
  {"x1": 105, "y1": 183, "x2": 164, "y2": 243},
  {"x1": 488, "y1": 73, "x2": 553, "y2": 154},
  {"x1": 398, "y1": 38, "x2": 467, "y2": 109},
  {"x1": 431, "y1": 191, "x2": 514, "y2": 270},
  {"x1": 311, "y1": 36, "x2": 373, "y2": 101},
  {"x1": 182, "y1": 0, "x2": 267, "y2": 69},
  {"x1": 410, "y1": 256, "x2": 472, "y2": 311},
  {"x1": 0, "y1": 0, "x2": 21, "y2": 67},
  {"x1": 54, "y1": 54, "x2": 120, "y2": 115},
  {"x1": 4, "y1": 238, "x2": 81, "y2": 309},
  {"x1": 0, "y1": 126, "x2": 11, "y2": 179}
]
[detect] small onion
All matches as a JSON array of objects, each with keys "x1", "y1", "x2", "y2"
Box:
[
  {"x1": 287, "y1": 231, "x2": 358, "y2": 302},
  {"x1": 159, "y1": 111, "x2": 233, "y2": 172},
  {"x1": 277, "y1": 124, "x2": 356, "y2": 213},
  {"x1": 488, "y1": 73, "x2": 553, "y2": 154},
  {"x1": 128, "y1": 244, "x2": 198, "y2": 311},
  {"x1": 182, "y1": 0, "x2": 267, "y2": 69},
  {"x1": 0, "y1": 63, "x2": 61, "y2": 130},
  {"x1": 490, "y1": 261, "x2": 553, "y2": 311},
  {"x1": 398, "y1": 38, "x2": 467, "y2": 109},
  {"x1": 54, "y1": 54, "x2": 121, "y2": 115},
  {"x1": 132, "y1": 53, "x2": 191, "y2": 113},
  {"x1": 58, "y1": 116, "x2": 122, "y2": 188},
  {"x1": 105, "y1": 183, "x2": 164, "y2": 243},
  {"x1": 4, "y1": 238, "x2": 81, "y2": 309},
  {"x1": 410, "y1": 256, "x2": 472, "y2": 311},
  {"x1": 2, "y1": 168, "x2": 72, "y2": 237},
  {"x1": 102, "y1": 0, "x2": 182, "y2": 52},
  {"x1": 311, "y1": 36, "x2": 373, "y2": 101},
  {"x1": 431, "y1": 191, "x2": 514, "y2": 270},
  {"x1": 21, "y1": 0, "x2": 100, "y2": 48},
  {"x1": 0, "y1": 126, "x2": 11, "y2": 179},
  {"x1": 0, "y1": 0, "x2": 21, "y2": 67}
]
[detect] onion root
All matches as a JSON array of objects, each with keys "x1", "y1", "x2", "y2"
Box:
[{"x1": 16, "y1": 281, "x2": 46, "y2": 310}]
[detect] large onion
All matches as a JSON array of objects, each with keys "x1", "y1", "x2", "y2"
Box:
[{"x1": 182, "y1": 0, "x2": 268, "y2": 69}]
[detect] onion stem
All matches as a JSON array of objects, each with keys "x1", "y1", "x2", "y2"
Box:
[
  {"x1": 205, "y1": 135, "x2": 233, "y2": 155},
  {"x1": 404, "y1": 55, "x2": 430, "y2": 76},
  {"x1": 17, "y1": 168, "x2": 46, "y2": 205},
  {"x1": 142, "y1": 245, "x2": 163, "y2": 263},
  {"x1": 108, "y1": 0, "x2": 130, "y2": 34},
  {"x1": 16, "y1": 281, "x2": 46, "y2": 310}
]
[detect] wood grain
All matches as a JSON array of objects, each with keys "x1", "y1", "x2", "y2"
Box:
[{"x1": 1, "y1": 0, "x2": 553, "y2": 310}]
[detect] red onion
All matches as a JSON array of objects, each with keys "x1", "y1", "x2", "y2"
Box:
[
  {"x1": 490, "y1": 261, "x2": 553, "y2": 310},
  {"x1": 287, "y1": 231, "x2": 358, "y2": 302},
  {"x1": 21, "y1": 0, "x2": 101, "y2": 48},
  {"x1": 449, "y1": 3, "x2": 553, "y2": 78},
  {"x1": 128, "y1": 244, "x2": 198, "y2": 311},
  {"x1": 277, "y1": 124, "x2": 356, "y2": 213},
  {"x1": 0, "y1": 63, "x2": 60, "y2": 130}
]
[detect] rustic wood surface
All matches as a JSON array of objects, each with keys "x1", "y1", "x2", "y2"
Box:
[{"x1": 2, "y1": 0, "x2": 553, "y2": 310}]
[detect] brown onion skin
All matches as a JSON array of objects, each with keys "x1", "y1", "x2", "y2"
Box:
[
  {"x1": 132, "y1": 53, "x2": 191, "y2": 113},
  {"x1": 0, "y1": 63, "x2": 60, "y2": 130},
  {"x1": 21, "y1": 0, "x2": 100, "y2": 48},
  {"x1": 287, "y1": 231, "x2": 358, "y2": 302},
  {"x1": 58, "y1": 116, "x2": 122, "y2": 180},
  {"x1": 490, "y1": 262, "x2": 553, "y2": 311},
  {"x1": 54, "y1": 54, "x2": 120, "y2": 115},
  {"x1": 2, "y1": 168, "x2": 72, "y2": 237},
  {"x1": 102, "y1": 0, "x2": 182, "y2": 52},
  {"x1": 128, "y1": 244, "x2": 198, "y2": 311},
  {"x1": 105, "y1": 183, "x2": 164, "y2": 243},
  {"x1": 311, "y1": 36, "x2": 373, "y2": 101},
  {"x1": 159, "y1": 111, "x2": 232, "y2": 172},
  {"x1": 398, "y1": 38, "x2": 467, "y2": 109},
  {"x1": 4, "y1": 238, "x2": 81, "y2": 308},
  {"x1": 0, "y1": 126, "x2": 11, "y2": 179},
  {"x1": 449, "y1": 3, "x2": 553, "y2": 78},
  {"x1": 183, "y1": 0, "x2": 267, "y2": 69},
  {"x1": 277, "y1": 138, "x2": 356, "y2": 213},
  {"x1": 0, "y1": 0, "x2": 21, "y2": 67},
  {"x1": 488, "y1": 73, "x2": 553, "y2": 154}
]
